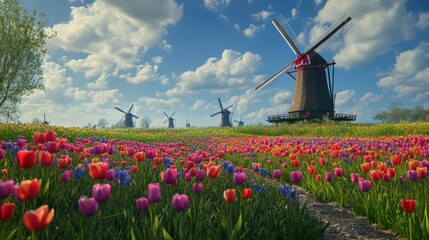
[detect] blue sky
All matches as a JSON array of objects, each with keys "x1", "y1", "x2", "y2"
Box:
[{"x1": 19, "y1": 0, "x2": 429, "y2": 128}]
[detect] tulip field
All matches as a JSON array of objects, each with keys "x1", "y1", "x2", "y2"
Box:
[{"x1": 0, "y1": 123, "x2": 429, "y2": 239}]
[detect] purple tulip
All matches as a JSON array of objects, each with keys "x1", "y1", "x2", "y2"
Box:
[
  {"x1": 162, "y1": 168, "x2": 177, "y2": 185},
  {"x1": 383, "y1": 174, "x2": 390, "y2": 182},
  {"x1": 194, "y1": 155, "x2": 202, "y2": 164},
  {"x1": 350, "y1": 173, "x2": 359, "y2": 183},
  {"x1": 290, "y1": 171, "x2": 303, "y2": 183},
  {"x1": 252, "y1": 163, "x2": 260, "y2": 172},
  {"x1": 0, "y1": 180, "x2": 14, "y2": 199},
  {"x1": 406, "y1": 170, "x2": 418, "y2": 181},
  {"x1": 184, "y1": 172, "x2": 192, "y2": 182},
  {"x1": 148, "y1": 183, "x2": 161, "y2": 204},
  {"x1": 325, "y1": 172, "x2": 333, "y2": 182},
  {"x1": 273, "y1": 169, "x2": 282, "y2": 179},
  {"x1": 78, "y1": 196, "x2": 98, "y2": 217},
  {"x1": 359, "y1": 180, "x2": 371, "y2": 192},
  {"x1": 192, "y1": 183, "x2": 203, "y2": 193},
  {"x1": 334, "y1": 168, "x2": 343, "y2": 177},
  {"x1": 92, "y1": 184, "x2": 111, "y2": 203},
  {"x1": 136, "y1": 197, "x2": 149, "y2": 212},
  {"x1": 398, "y1": 176, "x2": 404, "y2": 184},
  {"x1": 172, "y1": 194, "x2": 189, "y2": 212},
  {"x1": 195, "y1": 169, "x2": 205, "y2": 181},
  {"x1": 61, "y1": 170, "x2": 72, "y2": 183},
  {"x1": 106, "y1": 169, "x2": 116, "y2": 180},
  {"x1": 233, "y1": 172, "x2": 246, "y2": 185}
]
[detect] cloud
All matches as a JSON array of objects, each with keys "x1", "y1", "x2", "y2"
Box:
[
  {"x1": 270, "y1": 91, "x2": 292, "y2": 105},
  {"x1": 247, "y1": 104, "x2": 290, "y2": 119},
  {"x1": 228, "y1": 89, "x2": 261, "y2": 114},
  {"x1": 243, "y1": 24, "x2": 265, "y2": 37},
  {"x1": 190, "y1": 100, "x2": 206, "y2": 111},
  {"x1": 42, "y1": 58, "x2": 73, "y2": 91},
  {"x1": 311, "y1": 0, "x2": 429, "y2": 68},
  {"x1": 203, "y1": 0, "x2": 230, "y2": 11},
  {"x1": 137, "y1": 96, "x2": 181, "y2": 111},
  {"x1": 377, "y1": 42, "x2": 429, "y2": 99},
  {"x1": 335, "y1": 89, "x2": 355, "y2": 107},
  {"x1": 166, "y1": 49, "x2": 261, "y2": 96},
  {"x1": 119, "y1": 63, "x2": 169, "y2": 85},
  {"x1": 314, "y1": 0, "x2": 322, "y2": 5},
  {"x1": 291, "y1": 8, "x2": 298, "y2": 19},
  {"x1": 48, "y1": 0, "x2": 183, "y2": 83},
  {"x1": 251, "y1": 10, "x2": 274, "y2": 21}
]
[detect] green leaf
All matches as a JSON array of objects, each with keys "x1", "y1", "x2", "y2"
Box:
[
  {"x1": 233, "y1": 212, "x2": 242, "y2": 234},
  {"x1": 162, "y1": 228, "x2": 173, "y2": 240},
  {"x1": 130, "y1": 227, "x2": 136, "y2": 240},
  {"x1": 42, "y1": 178, "x2": 50, "y2": 196},
  {"x1": 425, "y1": 205, "x2": 429, "y2": 235},
  {"x1": 5, "y1": 228, "x2": 17, "y2": 240}
]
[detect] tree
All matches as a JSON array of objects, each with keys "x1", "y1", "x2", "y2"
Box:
[
  {"x1": 96, "y1": 118, "x2": 109, "y2": 129},
  {"x1": 32, "y1": 118, "x2": 42, "y2": 125},
  {"x1": 140, "y1": 116, "x2": 152, "y2": 129},
  {"x1": 373, "y1": 110, "x2": 389, "y2": 123},
  {"x1": 0, "y1": 0, "x2": 54, "y2": 122}
]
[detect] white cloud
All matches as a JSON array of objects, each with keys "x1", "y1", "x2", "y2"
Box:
[
  {"x1": 220, "y1": 14, "x2": 229, "y2": 22},
  {"x1": 243, "y1": 24, "x2": 265, "y2": 37},
  {"x1": 166, "y1": 49, "x2": 261, "y2": 96},
  {"x1": 119, "y1": 63, "x2": 169, "y2": 85},
  {"x1": 270, "y1": 91, "x2": 292, "y2": 105},
  {"x1": 251, "y1": 11, "x2": 274, "y2": 21},
  {"x1": 247, "y1": 104, "x2": 289, "y2": 119},
  {"x1": 48, "y1": 0, "x2": 183, "y2": 83},
  {"x1": 152, "y1": 56, "x2": 163, "y2": 64},
  {"x1": 314, "y1": 0, "x2": 322, "y2": 5},
  {"x1": 377, "y1": 42, "x2": 429, "y2": 99},
  {"x1": 42, "y1": 58, "x2": 73, "y2": 91},
  {"x1": 311, "y1": 0, "x2": 428, "y2": 68},
  {"x1": 190, "y1": 100, "x2": 206, "y2": 111},
  {"x1": 291, "y1": 8, "x2": 298, "y2": 19},
  {"x1": 137, "y1": 97, "x2": 181, "y2": 112},
  {"x1": 203, "y1": 0, "x2": 230, "y2": 11},
  {"x1": 335, "y1": 89, "x2": 355, "y2": 107},
  {"x1": 233, "y1": 23, "x2": 240, "y2": 30},
  {"x1": 418, "y1": 12, "x2": 429, "y2": 30},
  {"x1": 228, "y1": 89, "x2": 261, "y2": 114}
]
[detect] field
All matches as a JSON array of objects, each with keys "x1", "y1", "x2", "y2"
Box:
[{"x1": 0, "y1": 122, "x2": 429, "y2": 239}]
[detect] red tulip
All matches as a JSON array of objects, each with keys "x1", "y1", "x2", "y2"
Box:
[
  {"x1": 408, "y1": 160, "x2": 419, "y2": 171},
  {"x1": 23, "y1": 205, "x2": 54, "y2": 231},
  {"x1": 360, "y1": 163, "x2": 370, "y2": 173},
  {"x1": 207, "y1": 165, "x2": 221, "y2": 179},
  {"x1": 16, "y1": 150, "x2": 36, "y2": 168},
  {"x1": 0, "y1": 203, "x2": 15, "y2": 221},
  {"x1": 223, "y1": 189, "x2": 236, "y2": 203},
  {"x1": 242, "y1": 188, "x2": 252, "y2": 199},
  {"x1": 391, "y1": 155, "x2": 401, "y2": 165},
  {"x1": 386, "y1": 168, "x2": 396, "y2": 178},
  {"x1": 44, "y1": 130, "x2": 57, "y2": 142},
  {"x1": 319, "y1": 158, "x2": 326, "y2": 165},
  {"x1": 334, "y1": 168, "x2": 343, "y2": 177},
  {"x1": 133, "y1": 152, "x2": 145, "y2": 162},
  {"x1": 172, "y1": 194, "x2": 189, "y2": 212},
  {"x1": 13, "y1": 179, "x2": 42, "y2": 201},
  {"x1": 400, "y1": 199, "x2": 416, "y2": 213},
  {"x1": 33, "y1": 132, "x2": 45, "y2": 144},
  {"x1": 307, "y1": 166, "x2": 316, "y2": 175},
  {"x1": 416, "y1": 167, "x2": 427, "y2": 179},
  {"x1": 89, "y1": 162, "x2": 108, "y2": 180},
  {"x1": 38, "y1": 151, "x2": 54, "y2": 167},
  {"x1": 315, "y1": 174, "x2": 322, "y2": 181},
  {"x1": 57, "y1": 155, "x2": 72, "y2": 168}
]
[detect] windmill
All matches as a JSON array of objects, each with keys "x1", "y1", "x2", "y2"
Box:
[
  {"x1": 115, "y1": 104, "x2": 138, "y2": 128},
  {"x1": 210, "y1": 97, "x2": 233, "y2": 127},
  {"x1": 42, "y1": 113, "x2": 49, "y2": 125},
  {"x1": 186, "y1": 118, "x2": 191, "y2": 128},
  {"x1": 234, "y1": 114, "x2": 244, "y2": 127},
  {"x1": 255, "y1": 14, "x2": 356, "y2": 123},
  {"x1": 164, "y1": 112, "x2": 175, "y2": 128}
]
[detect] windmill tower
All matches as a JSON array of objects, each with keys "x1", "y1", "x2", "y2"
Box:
[
  {"x1": 42, "y1": 113, "x2": 49, "y2": 125},
  {"x1": 255, "y1": 14, "x2": 356, "y2": 123},
  {"x1": 164, "y1": 112, "x2": 175, "y2": 128},
  {"x1": 234, "y1": 114, "x2": 244, "y2": 127},
  {"x1": 186, "y1": 118, "x2": 191, "y2": 128},
  {"x1": 115, "y1": 104, "x2": 139, "y2": 128},
  {"x1": 210, "y1": 97, "x2": 233, "y2": 127}
]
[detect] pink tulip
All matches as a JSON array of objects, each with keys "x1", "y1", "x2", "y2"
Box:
[
  {"x1": 359, "y1": 180, "x2": 371, "y2": 192},
  {"x1": 192, "y1": 183, "x2": 203, "y2": 193},
  {"x1": 172, "y1": 194, "x2": 189, "y2": 212},
  {"x1": 334, "y1": 168, "x2": 343, "y2": 177},
  {"x1": 350, "y1": 173, "x2": 359, "y2": 183},
  {"x1": 46, "y1": 141, "x2": 60, "y2": 154},
  {"x1": 148, "y1": 183, "x2": 161, "y2": 204},
  {"x1": 325, "y1": 172, "x2": 333, "y2": 182},
  {"x1": 92, "y1": 184, "x2": 111, "y2": 203},
  {"x1": 233, "y1": 172, "x2": 246, "y2": 185},
  {"x1": 136, "y1": 197, "x2": 149, "y2": 212},
  {"x1": 60, "y1": 170, "x2": 72, "y2": 183},
  {"x1": 162, "y1": 168, "x2": 177, "y2": 185},
  {"x1": 290, "y1": 171, "x2": 303, "y2": 183},
  {"x1": 273, "y1": 169, "x2": 282, "y2": 179},
  {"x1": 78, "y1": 196, "x2": 98, "y2": 217}
]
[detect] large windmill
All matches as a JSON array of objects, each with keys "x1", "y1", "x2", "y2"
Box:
[
  {"x1": 210, "y1": 97, "x2": 233, "y2": 127},
  {"x1": 164, "y1": 112, "x2": 175, "y2": 128},
  {"x1": 234, "y1": 114, "x2": 244, "y2": 127},
  {"x1": 42, "y1": 113, "x2": 49, "y2": 125},
  {"x1": 115, "y1": 104, "x2": 138, "y2": 128},
  {"x1": 255, "y1": 14, "x2": 356, "y2": 123}
]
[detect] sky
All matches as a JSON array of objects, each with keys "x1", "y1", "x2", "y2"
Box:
[{"x1": 18, "y1": 0, "x2": 429, "y2": 128}]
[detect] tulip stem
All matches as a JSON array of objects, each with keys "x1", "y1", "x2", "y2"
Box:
[{"x1": 409, "y1": 214, "x2": 413, "y2": 240}]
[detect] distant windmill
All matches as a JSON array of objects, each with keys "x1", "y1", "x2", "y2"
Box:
[
  {"x1": 234, "y1": 114, "x2": 244, "y2": 127},
  {"x1": 115, "y1": 104, "x2": 139, "y2": 128},
  {"x1": 42, "y1": 113, "x2": 49, "y2": 125},
  {"x1": 210, "y1": 97, "x2": 233, "y2": 127},
  {"x1": 186, "y1": 118, "x2": 191, "y2": 128},
  {"x1": 164, "y1": 112, "x2": 175, "y2": 128}
]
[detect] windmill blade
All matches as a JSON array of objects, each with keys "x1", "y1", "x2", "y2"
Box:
[
  {"x1": 210, "y1": 111, "x2": 221, "y2": 117},
  {"x1": 163, "y1": 112, "x2": 169, "y2": 118},
  {"x1": 304, "y1": 15, "x2": 353, "y2": 57},
  {"x1": 255, "y1": 60, "x2": 294, "y2": 91},
  {"x1": 164, "y1": 119, "x2": 168, "y2": 124},
  {"x1": 234, "y1": 120, "x2": 239, "y2": 123},
  {"x1": 272, "y1": 18, "x2": 301, "y2": 55},
  {"x1": 130, "y1": 114, "x2": 139, "y2": 119},
  {"x1": 128, "y1": 104, "x2": 134, "y2": 113},
  {"x1": 224, "y1": 104, "x2": 233, "y2": 110},
  {"x1": 218, "y1": 97, "x2": 224, "y2": 110},
  {"x1": 115, "y1": 107, "x2": 126, "y2": 114},
  {"x1": 170, "y1": 111, "x2": 176, "y2": 118}
]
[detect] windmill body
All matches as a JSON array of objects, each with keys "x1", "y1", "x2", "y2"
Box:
[
  {"x1": 211, "y1": 97, "x2": 233, "y2": 127},
  {"x1": 164, "y1": 112, "x2": 175, "y2": 128},
  {"x1": 42, "y1": 113, "x2": 49, "y2": 125},
  {"x1": 186, "y1": 118, "x2": 191, "y2": 128},
  {"x1": 256, "y1": 14, "x2": 356, "y2": 123},
  {"x1": 115, "y1": 104, "x2": 138, "y2": 128},
  {"x1": 234, "y1": 114, "x2": 244, "y2": 127}
]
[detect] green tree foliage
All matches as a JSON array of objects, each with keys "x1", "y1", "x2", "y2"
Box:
[
  {"x1": 96, "y1": 118, "x2": 109, "y2": 129},
  {"x1": 140, "y1": 116, "x2": 152, "y2": 129},
  {"x1": 32, "y1": 117, "x2": 42, "y2": 125},
  {"x1": 373, "y1": 104, "x2": 429, "y2": 123},
  {"x1": 0, "y1": 0, "x2": 54, "y2": 122}
]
